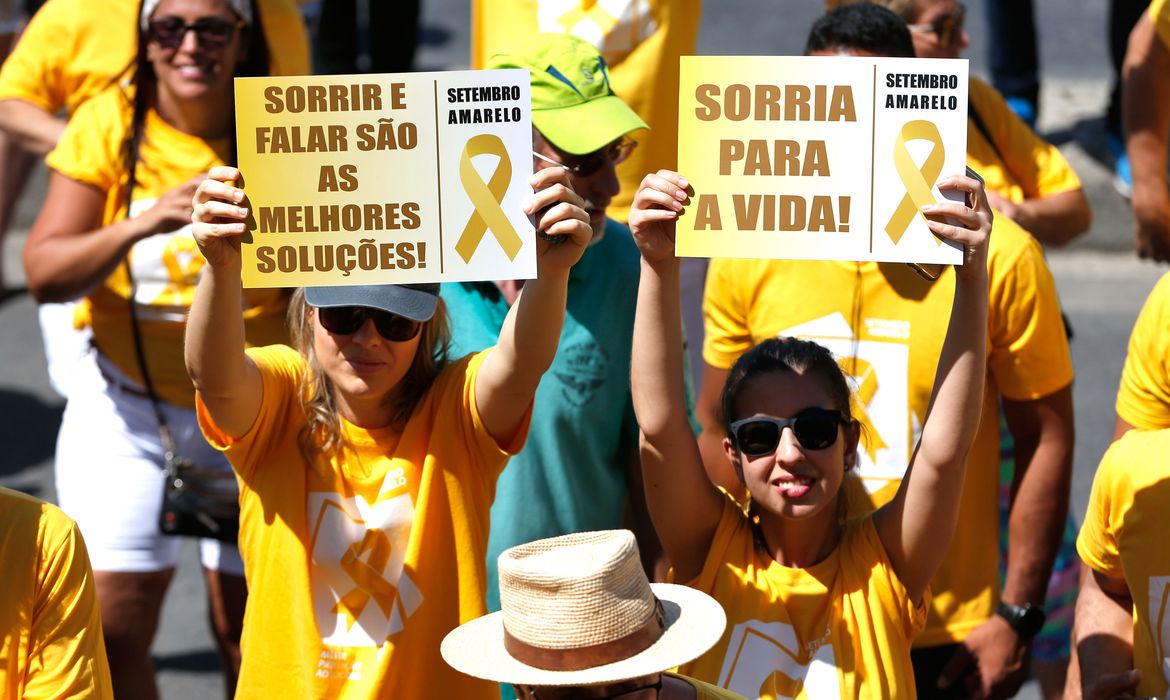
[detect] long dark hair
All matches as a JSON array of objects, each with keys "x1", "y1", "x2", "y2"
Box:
[{"x1": 123, "y1": 0, "x2": 270, "y2": 200}]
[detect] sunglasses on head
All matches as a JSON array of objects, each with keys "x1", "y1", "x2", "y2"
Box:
[
  {"x1": 729, "y1": 407, "x2": 846, "y2": 457},
  {"x1": 316, "y1": 306, "x2": 422, "y2": 342},
  {"x1": 148, "y1": 16, "x2": 243, "y2": 50},
  {"x1": 908, "y1": 2, "x2": 966, "y2": 47},
  {"x1": 532, "y1": 136, "x2": 638, "y2": 177}
]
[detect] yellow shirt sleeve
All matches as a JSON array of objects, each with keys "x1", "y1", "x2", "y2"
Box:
[
  {"x1": 1116, "y1": 272, "x2": 1170, "y2": 429},
  {"x1": 702, "y1": 258, "x2": 755, "y2": 370},
  {"x1": 1076, "y1": 439, "x2": 1127, "y2": 578},
  {"x1": 986, "y1": 218, "x2": 1074, "y2": 400},
  {"x1": 0, "y1": 0, "x2": 82, "y2": 111},
  {"x1": 44, "y1": 88, "x2": 127, "y2": 191},
  {"x1": 966, "y1": 77, "x2": 1082, "y2": 203}
]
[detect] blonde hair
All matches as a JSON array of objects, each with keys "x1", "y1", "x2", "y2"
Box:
[
  {"x1": 287, "y1": 288, "x2": 451, "y2": 464},
  {"x1": 823, "y1": 0, "x2": 918, "y2": 22}
]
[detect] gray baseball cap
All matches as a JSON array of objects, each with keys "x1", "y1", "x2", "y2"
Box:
[{"x1": 303, "y1": 284, "x2": 440, "y2": 322}]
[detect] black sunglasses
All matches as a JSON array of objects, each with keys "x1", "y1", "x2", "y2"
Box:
[
  {"x1": 908, "y1": 3, "x2": 966, "y2": 47},
  {"x1": 729, "y1": 408, "x2": 846, "y2": 456},
  {"x1": 532, "y1": 136, "x2": 638, "y2": 177},
  {"x1": 316, "y1": 306, "x2": 422, "y2": 342},
  {"x1": 148, "y1": 16, "x2": 244, "y2": 50}
]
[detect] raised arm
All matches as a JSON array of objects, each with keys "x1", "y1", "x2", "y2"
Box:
[
  {"x1": 629, "y1": 170, "x2": 724, "y2": 583},
  {"x1": 474, "y1": 166, "x2": 590, "y2": 444},
  {"x1": 873, "y1": 174, "x2": 992, "y2": 603},
  {"x1": 185, "y1": 166, "x2": 263, "y2": 438}
]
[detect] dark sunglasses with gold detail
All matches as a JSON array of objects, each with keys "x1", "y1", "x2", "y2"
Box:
[
  {"x1": 316, "y1": 306, "x2": 422, "y2": 342},
  {"x1": 147, "y1": 16, "x2": 244, "y2": 50}
]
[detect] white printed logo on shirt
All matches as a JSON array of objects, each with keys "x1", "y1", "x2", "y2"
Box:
[
  {"x1": 127, "y1": 197, "x2": 206, "y2": 314},
  {"x1": 718, "y1": 620, "x2": 841, "y2": 699},
  {"x1": 537, "y1": 0, "x2": 657, "y2": 62},
  {"x1": 308, "y1": 466, "x2": 421, "y2": 648},
  {"x1": 779, "y1": 313, "x2": 914, "y2": 492}
]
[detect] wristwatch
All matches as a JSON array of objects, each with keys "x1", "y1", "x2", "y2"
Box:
[{"x1": 995, "y1": 601, "x2": 1046, "y2": 639}]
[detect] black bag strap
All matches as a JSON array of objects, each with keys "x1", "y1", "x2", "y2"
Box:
[{"x1": 121, "y1": 166, "x2": 183, "y2": 467}]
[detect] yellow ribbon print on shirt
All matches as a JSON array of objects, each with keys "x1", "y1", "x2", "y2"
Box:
[
  {"x1": 884, "y1": 120, "x2": 945, "y2": 245},
  {"x1": 455, "y1": 133, "x2": 524, "y2": 263},
  {"x1": 332, "y1": 529, "x2": 398, "y2": 631},
  {"x1": 841, "y1": 357, "x2": 889, "y2": 464}
]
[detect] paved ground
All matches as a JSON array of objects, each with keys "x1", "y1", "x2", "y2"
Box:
[{"x1": 1, "y1": 1, "x2": 1167, "y2": 698}]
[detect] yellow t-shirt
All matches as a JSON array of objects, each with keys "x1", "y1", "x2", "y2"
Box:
[
  {"x1": 470, "y1": 0, "x2": 700, "y2": 223},
  {"x1": 1152, "y1": 0, "x2": 1170, "y2": 49},
  {"x1": 197, "y1": 345, "x2": 531, "y2": 700},
  {"x1": 1117, "y1": 272, "x2": 1170, "y2": 430},
  {"x1": 45, "y1": 87, "x2": 288, "y2": 407},
  {"x1": 0, "y1": 488, "x2": 113, "y2": 699},
  {"x1": 0, "y1": 0, "x2": 310, "y2": 114},
  {"x1": 1076, "y1": 428, "x2": 1170, "y2": 699},
  {"x1": 677, "y1": 496, "x2": 925, "y2": 698},
  {"x1": 702, "y1": 217, "x2": 1073, "y2": 646},
  {"x1": 966, "y1": 76, "x2": 1082, "y2": 204}
]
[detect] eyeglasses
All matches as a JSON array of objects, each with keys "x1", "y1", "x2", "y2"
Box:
[
  {"x1": 729, "y1": 408, "x2": 846, "y2": 456},
  {"x1": 148, "y1": 16, "x2": 244, "y2": 50},
  {"x1": 316, "y1": 306, "x2": 422, "y2": 342},
  {"x1": 531, "y1": 136, "x2": 638, "y2": 177},
  {"x1": 908, "y1": 3, "x2": 966, "y2": 47}
]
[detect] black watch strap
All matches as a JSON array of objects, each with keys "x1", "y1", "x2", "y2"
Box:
[{"x1": 995, "y1": 601, "x2": 1046, "y2": 639}]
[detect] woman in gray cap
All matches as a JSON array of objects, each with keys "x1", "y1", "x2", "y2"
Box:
[{"x1": 184, "y1": 162, "x2": 592, "y2": 699}]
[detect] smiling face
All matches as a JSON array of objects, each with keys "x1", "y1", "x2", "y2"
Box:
[
  {"x1": 723, "y1": 370, "x2": 860, "y2": 523},
  {"x1": 146, "y1": 0, "x2": 247, "y2": 104},
  {"x1": 310, "y1": 307, "x2": 422, "y2": 428}
]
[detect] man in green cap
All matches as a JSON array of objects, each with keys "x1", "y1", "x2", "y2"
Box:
[{"x1": 440, "y1": 35, "x2": 686, "y2": 698}]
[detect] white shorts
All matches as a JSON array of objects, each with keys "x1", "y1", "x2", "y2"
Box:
[
  {"x1": 37, "y1": 302, "x2": 91, "y2": 400},
  {"x1": 54, "y1": 348, "x2": 244, "y2": 575}
]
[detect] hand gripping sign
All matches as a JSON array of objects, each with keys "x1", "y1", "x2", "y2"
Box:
[
  {"x1": 675, "y1": 56, "x2": 968, "y2": 264},
  {"x1": 234, "y1": 71, "x2": 536, "y2": 288}
]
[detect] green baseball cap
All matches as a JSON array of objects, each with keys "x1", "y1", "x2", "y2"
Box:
[{"x1": 487, "y1": 34, "x2": 648, "y2": 155}]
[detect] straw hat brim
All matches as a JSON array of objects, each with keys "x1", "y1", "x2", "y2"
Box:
[{"x1": 440, "y1": 583, "x2": 727, "y2": 687}]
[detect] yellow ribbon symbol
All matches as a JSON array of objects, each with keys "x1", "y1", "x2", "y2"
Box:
[
  {"x1": 455, "y1": 134, "x2": 524, "y2": 263},
  {"x1": 840, "y1": 357, "x2": 889, "y2": 464},
  {"x1": 332, "y1": 529, "x2": 398, "y2": 631},
  {"x1": 885, "y1": 120, "x2": 945, "y2": 245}
]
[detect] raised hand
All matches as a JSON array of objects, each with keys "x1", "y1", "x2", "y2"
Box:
[
  {"x1": 191, "y1": 166, "x2": 251, "y2": 270},
  {"x1": 921, "y1": 173, "x2": 994, "y2": 280},
  {"x1": 628, "y1": 170, "x2": 690, "y2": 265},
  {"x1": 524, "y1": 166, "x2": 591, "y2": 276}
]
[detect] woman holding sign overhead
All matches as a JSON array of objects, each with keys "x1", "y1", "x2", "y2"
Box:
[
  {"x1": 183, "y1": 158, "x2": 590, "y2": 698},
  {"x1": 21, "y1": 1, "x2": 304, "y2": 697},
  {"x1": 628, "y1": 165, "x2": 992, "y2": 697}
]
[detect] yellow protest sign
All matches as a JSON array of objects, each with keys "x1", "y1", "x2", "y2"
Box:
[
  {"x1": 234, "y1": 71, "x2": 536, "y2": 288},
  {"x1": 676, "y1": 56, "x2": 968, "y2": 264}
]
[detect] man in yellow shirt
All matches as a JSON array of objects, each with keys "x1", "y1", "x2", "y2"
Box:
[
  {"x1": 1114, "y1": 272, "x2": 1170, "y2": 436},
  {"x1": 470, "y1": 0, "x2": 700, "y2": 225},
  {"x1": 1074, "y1": 429, "x2": 1170, "y2": 700},
  {"x1": 698, "y1": 9, "x2": 1074, "y2": 699},
  {"x1": 1124, "y1": 0, "x2": 1170, "y2": 261},
  {"x1": 0, "y1": 487, "x2": 113, "y2": 699}
]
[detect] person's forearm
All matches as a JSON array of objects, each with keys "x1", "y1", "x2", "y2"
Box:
[
  {"x1": 632, "y1": 258, "x2": 687, "y2": 440},
  {"x1": 1003, "y1": 396, "x2": 1074, "y2": 608},
  {"x1": 0, "y1": 99, "x2": 66, "y2": 154},
  {"x1": 1011, "y1": 189, "x2": 1092, "y2": 246},
  {"x1": 24, "y1": 218, "x2": 150, "y2": 303},
  {"x1": 1076, "y1": 568, "x2": 1135, "y2": 688},
  {"x1": 493, "y1": 269, "x2": 569, "y2": 390},
  {"x1": 185, "y1": 261, "x2": 256, "y2": 436}
]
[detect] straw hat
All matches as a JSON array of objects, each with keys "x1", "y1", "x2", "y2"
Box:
[{"x1": 441, "y1": 530, "x2": 726, "y2": 687}]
